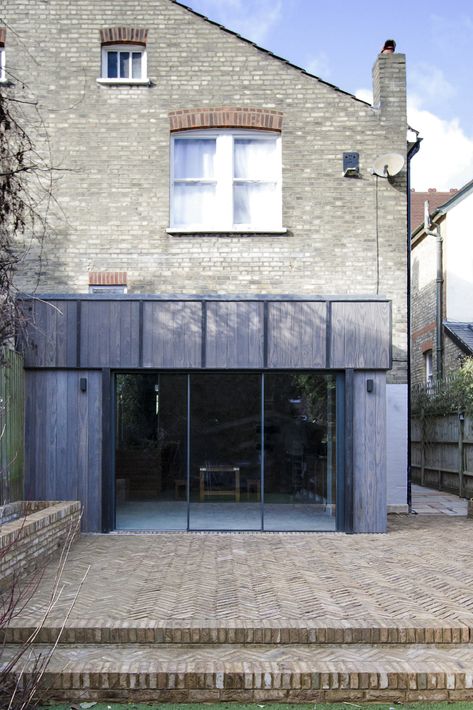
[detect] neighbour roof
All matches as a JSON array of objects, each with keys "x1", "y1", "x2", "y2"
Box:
[
  {"x1": 411, "y1": 189, "x2": 457, "y2": 232},
  {"x1": 444, "y1": 322, "x2": 473, "y2": 355},
  {"x1": 173, "y1": 0, "x2": 371, "y2": 106}
]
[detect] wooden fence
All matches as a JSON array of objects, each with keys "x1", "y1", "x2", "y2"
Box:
[
  {"x1": 411, "y1": 415, "x2": 473, "y2": 498},
  {"x1": 0, "y1": 349, "x2": 25, "y2": 503}
]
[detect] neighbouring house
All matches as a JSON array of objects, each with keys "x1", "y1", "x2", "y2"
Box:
[
  {"x1": 2, "y1": 0, "x2": 415, "y2": 533},
  {"x1": 411, "y1": 182, "x2": 473, "y2": 388}
]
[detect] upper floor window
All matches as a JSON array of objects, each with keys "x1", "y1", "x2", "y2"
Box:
[
  {"x1": 102, "y1": 45, "x2": 146, "y2": 80},
  {"x1": 101, "y1": 44, "x2": 147, "y2": 81},
  {"x1": 98, "y1": 28, "x2": 149, "y2": 85},
  {"x1": 170, "y1": 130, "x2": 282, "y2": 232}
]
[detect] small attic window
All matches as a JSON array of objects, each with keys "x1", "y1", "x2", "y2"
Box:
[
  {"x1": 103, "y1": 45, "x2": 146, "y2": 80},
  {"x1": 97, "y1": 28, "x2": 149, "y2": 86}
]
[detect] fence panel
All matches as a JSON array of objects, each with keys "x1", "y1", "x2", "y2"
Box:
[
  {"x1": 0, "y1": 349, "x2": 25, "y2": 503},
  {"x1": 411, "y1": 414, "x2": 473, "y2": 497}
]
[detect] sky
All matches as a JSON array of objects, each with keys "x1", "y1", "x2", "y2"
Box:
[{"x1": 182, "y1": 0, "x2": 473, "y2": 192}]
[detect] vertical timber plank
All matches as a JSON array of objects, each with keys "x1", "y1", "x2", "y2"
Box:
[
  {"x1": 80, "y1": 301, "x2": 140, "y2": 367},
  {"x1": 331, "y1": 302, "x2": 390, "y2": 369},
  {"x1": 267, "y1": 302, "x2": 326, "y2": 368},
  {"x1": 142, "y1": 302, "x2": 202, "y2": 368},
  {"x1": 353, "y1": 371, "x2": 387, "y2": 532},
  {"x1": 206, "y1": 302, "x2": 264, "y2": 368}
]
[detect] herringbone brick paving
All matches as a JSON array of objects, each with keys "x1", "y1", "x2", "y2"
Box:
[
  {"x1": 5, "y1": 512, "x2": 473, "y2": 702},
  {"x1": 9, "y1": 515, "x2": 473, "y2": 628}
]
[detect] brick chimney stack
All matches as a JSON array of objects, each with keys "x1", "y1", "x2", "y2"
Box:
[{"x1": 372, "y1": 39, "x2": 407, "y2": 134}]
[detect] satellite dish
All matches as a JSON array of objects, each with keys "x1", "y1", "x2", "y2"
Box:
[{"x1": 372, "y1": 152, "x2": 405, "y2": 178}]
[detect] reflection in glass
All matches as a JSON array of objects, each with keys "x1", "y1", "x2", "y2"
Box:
[
  {"x1": 132, "y1": 52, "x2": 142, "y2": 79},
  {"x1": 189, "y1": 373, "x2": 261, "y2": 530},
  {"x1": 234, "y1": 138, "x2": 277, "y2": 179},
  {"x1": 115, "y1": 374, "x2": 187, "y2": 530},
  {"x1": 119, "y1": 51, "x2": 130, "y2": 78},
  {"x1": 114, "y1": 372, "x2": 338, "y2": 532},
  {"x1": 264, "y1": 374, "x2": 336, "y2": 531},
  {"x1": 233, "y1": 182, "x2": 277, "y2": 225},
  {"x1": 173, "y1": 182, "x2": 217, "y2": 226},
  {"x1": 174, "y1": 139, "x2": 216, "y2": 179},
  {"x1": 107, "y1": 51, "x2": 118, "y2": 78}
]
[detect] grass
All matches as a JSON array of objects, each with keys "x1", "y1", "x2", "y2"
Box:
[{"x1": 42, "y1": 703, "x2": 473, "y2": 710}]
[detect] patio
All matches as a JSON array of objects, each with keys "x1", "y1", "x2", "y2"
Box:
[{"x1": 4, "y1": 499, "x2": 473, "y2": 702}]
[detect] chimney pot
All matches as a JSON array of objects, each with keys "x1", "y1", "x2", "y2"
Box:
[
  {"x1": 428, "y1": 188, "x2": 437, "y2": 192},
  {"x1": 381, "y1": 39, "x2": 396, "y2": 54}
]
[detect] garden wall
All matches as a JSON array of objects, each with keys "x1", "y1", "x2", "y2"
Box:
[
  {"x1": 411, "y1": 415, "x2": 473, "y2": 497},
  {"x1": 0, "y1": 501, "x2": 81, "y2": 586}
]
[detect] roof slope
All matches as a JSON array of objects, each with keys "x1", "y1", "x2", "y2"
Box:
[
  {"x1": 444, "y1": 322, "x2": 473, "y2": 356},
  {"x1": 411, "y1": 189, "x2": 457, "y2": 232}
]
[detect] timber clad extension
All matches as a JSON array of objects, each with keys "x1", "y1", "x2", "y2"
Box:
[{"x1": 5, "y1": 0, "x2": 411, "y2": 531}]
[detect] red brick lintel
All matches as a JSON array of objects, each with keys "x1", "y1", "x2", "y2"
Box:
[
  {"x1": 169, "y1": 107, "x2": 283, "y2": 132},
  {"x1": 89, "y1": 271, "x2": 127, "y2": 286},
  {"x1": 0, "y1": 27, "x2": 6, "y2": 47},
  {"x1": 412, "y1": 321, "x2": 435, "y2": 341},
  {"x1": 100, "y1": 27, "x2": 148, "y2": 46}
]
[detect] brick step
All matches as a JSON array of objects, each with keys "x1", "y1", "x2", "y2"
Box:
[
  {"x1": 3, "y1": 617, "x2": 473, "y2": 645},
  {"x1": 4, "y1": 642, "x2": 473, "y2": 703}
]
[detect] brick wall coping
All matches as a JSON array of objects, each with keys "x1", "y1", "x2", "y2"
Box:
[
  {"x1": 100, "y1": 27, "x2": 148, "y2": 46},
  {"x1": 0, "y1": 501, "x2": 81, "y2": 549},
  {"x1": 169, "y1": 107, "x2": 283, "y2": 132}
]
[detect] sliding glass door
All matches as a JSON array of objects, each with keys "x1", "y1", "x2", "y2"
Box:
[
  {"x1": 115, "y1": 373, "x2": 188, "y2": 530},
  {"x1": 189, "y1": 373, "x2": 261, "y2": 530},
  {"x1": 115, "y1": 371, "x2": 339, "y2": 531}
]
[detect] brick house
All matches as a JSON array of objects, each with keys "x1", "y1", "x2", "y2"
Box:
[
  {"x1": 3, "y1": 0, "x2": 414, "y2": 532},
  {"x1": 411, "y1": 181, "x2": 473, "y2": 387}
]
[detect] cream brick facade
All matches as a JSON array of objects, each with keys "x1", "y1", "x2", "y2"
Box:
[{"x1": 3, "y1": 0, "x2": 408, "y2": 385}]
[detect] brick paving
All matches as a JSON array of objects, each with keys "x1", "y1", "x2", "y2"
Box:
[
  {"x1": 9, "y1": 514, "x2": 473, "y2": 628},
  {"x1": 5, "y1": 512, "x2": 473, "y2": 702}
]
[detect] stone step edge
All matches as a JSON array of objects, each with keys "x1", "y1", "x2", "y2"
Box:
[
  {"x1": 5, "y1": 656, "x2": 473, "y2": 704},
  {"x1": 3, "y1": 621, "x2": 472, "y2": 645}
]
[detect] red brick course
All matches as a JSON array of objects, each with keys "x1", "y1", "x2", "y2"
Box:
[
  {"x1": 100, "y1": 27, "x2": 148, "y2": 45},
  {"x1": 169, "y1": 107, "x2": 283, "y2": 132},
  {"x1": 88, "y1": 271, "x2": 127, "y2": 286}
]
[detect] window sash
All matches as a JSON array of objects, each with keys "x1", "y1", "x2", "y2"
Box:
[
  {"x1": 171, "y1": 131, "x2": 281, "y2": 230},
  {"x1": 102, "y1": 45, "x2": 145, "y2": 80}
]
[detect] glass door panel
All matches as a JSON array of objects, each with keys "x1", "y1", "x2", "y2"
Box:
[
  {"x1": 263, "y1": 373, "x2": 337, "y2": 531},
  {"x1": 189, "y1": 373, "x2": 262, "y2": 530},
  {"x1": 115, "y1": 373, "x2": 187, "y2": 530}
]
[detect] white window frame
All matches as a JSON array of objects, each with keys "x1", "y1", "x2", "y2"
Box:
[
  {"x1": 89, "y1": 284, "x2": 127, "y2": 295},
  {"x1": 424, "y1": 349, "x2": 433, "y2": 388},
  {"x1": 0, "y1": 47, "x2": 6, "y2": 83},
  {"x1": 168, "y1": 129, "x2": 284, "y2": 233},
  {"x1": 98, "y1": 44, "x2": 149, "y2": 85}
]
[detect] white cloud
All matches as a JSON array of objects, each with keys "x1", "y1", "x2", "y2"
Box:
[
  {"x1": 355, "y1": 89, "x2": 473, "y2": 191},
  {"x1": 410, "y1": 63, "x2": 456, "y2": 104},
  {"x1": 305, "y1": 51, "x2": 331, "y2": 79},
  {"x1": 190, "y1": 0, "x2": 283, "y2": 44}
]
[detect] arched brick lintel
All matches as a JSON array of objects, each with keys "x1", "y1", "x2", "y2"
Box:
[
  {"x1": 100, "y1": 27, "x2": 148, "y2": 46},
  {"x1": 169, "y1": 107, "x2": 283, "y2": 132}
]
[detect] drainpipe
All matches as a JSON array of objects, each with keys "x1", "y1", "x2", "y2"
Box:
[
  {"x1": 406, "y1": 137, "x2": 421, "y2": 510},
  {"x1": 424, "y1": 202, "x2": 443, "y2": 381}
]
